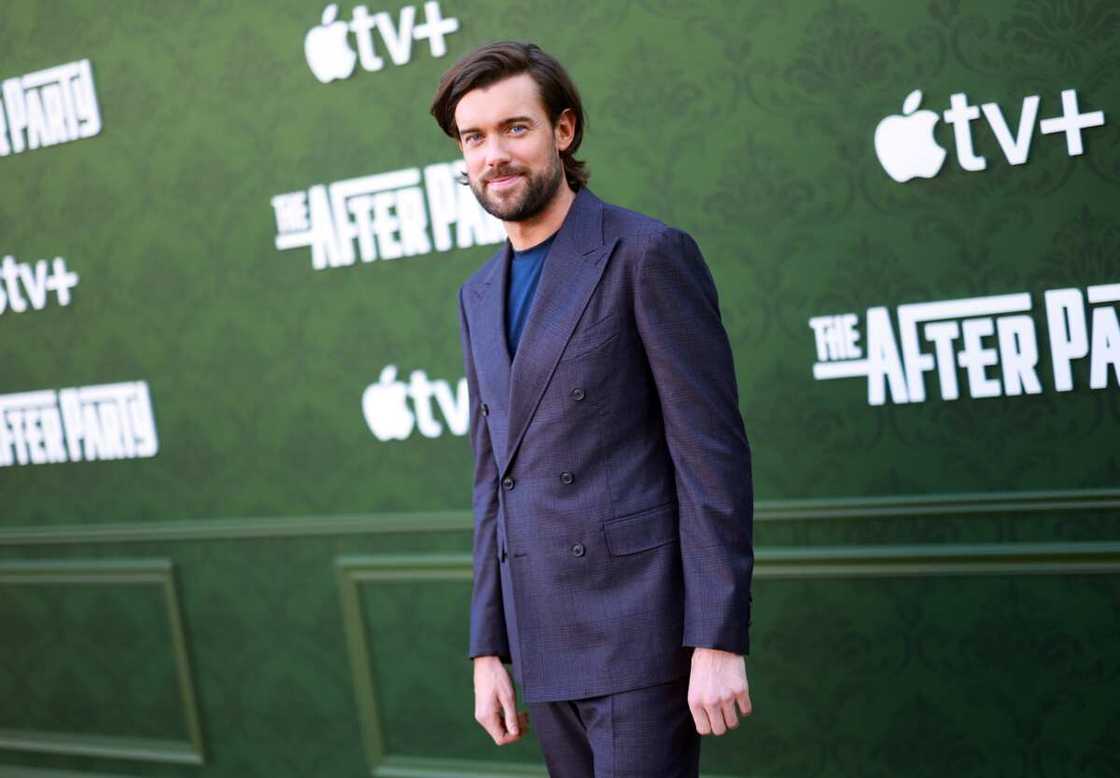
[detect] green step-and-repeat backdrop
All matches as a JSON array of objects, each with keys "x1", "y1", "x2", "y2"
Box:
[{"x1": 1, "y1": 1, "x2": 1117, "y2": 775}]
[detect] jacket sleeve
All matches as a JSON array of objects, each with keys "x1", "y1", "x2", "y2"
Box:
[
  {"x1": 458, "y1": 285, "x2": 512, "y2": 663},
  {"x1": 632, "y1": 226, "x2": 755, "y2": 655}
]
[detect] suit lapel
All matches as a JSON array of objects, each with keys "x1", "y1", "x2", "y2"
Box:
[
  {"x1": 473, "y1": 242, "x2": 514, "y2": 468},
  {"x1": 502, "y1": 188, "x2": 618, "y2": 475}
]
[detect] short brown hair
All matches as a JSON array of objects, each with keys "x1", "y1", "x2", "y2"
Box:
[{"x1": 430, "y1": 41, "x2": 589, "y2": 190}]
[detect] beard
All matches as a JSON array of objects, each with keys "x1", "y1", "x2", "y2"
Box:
[{"x1": 469, "y1": 152, "x2": 565, "y2": 222}]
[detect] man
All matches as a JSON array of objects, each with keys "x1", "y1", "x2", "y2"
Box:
[{"x1": 431, "y1": 41, "x2": 754, "y2": 777}]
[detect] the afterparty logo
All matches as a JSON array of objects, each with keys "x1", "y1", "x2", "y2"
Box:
[
  {"x1": 271, "y1": 160, "x2": 504, "y2": 271},
  {"x1": 874, "y1": 88, "x2": 1105, "y2": 182},
  {"x1": 809, "y1": 283, "x2": 1120, "y2": 405},
  {"x1": 0, "y1": 59, "x2": 101, "y2": 157},
  {"x1": 304, "y1": 2, "x2": 460, "y2": 84},
  {"x1": 0, "y1": 381, "x2": 159, "y2": 467}
]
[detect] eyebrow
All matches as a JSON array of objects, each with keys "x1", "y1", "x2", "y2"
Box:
[{"x1": 458, "y1": 115, "x2": 536, "y2": 137}]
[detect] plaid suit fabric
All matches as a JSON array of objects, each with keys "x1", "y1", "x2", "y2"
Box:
[
  {"x1": 527, "y1": 674, "x2": 700, "y2": 777},
  {"x1": 458, "y1": 187, "x2": 754, "y2": 704}
]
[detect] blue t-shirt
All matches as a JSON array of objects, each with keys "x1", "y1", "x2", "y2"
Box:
[{"x1": 506, "y1": 232, "x2": 557, "y2": 357}]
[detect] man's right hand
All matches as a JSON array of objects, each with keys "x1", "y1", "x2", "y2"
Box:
[{"x1": 473, "y1": 656, "x2": 529, "y2": 745}]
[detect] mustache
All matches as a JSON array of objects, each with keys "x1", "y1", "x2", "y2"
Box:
[{"x1": 482, "y1": 167, "x2": 527, "y2": 183}]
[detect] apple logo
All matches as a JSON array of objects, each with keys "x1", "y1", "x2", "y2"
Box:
[
  {"x1": 305, "y1": 4, "x2": 357, "y2": 84},
  {"x1": 874, "y1": 89, "x2": 947, "y2": 183},
  {"x1": 362, "y1": 365, "x2": 416, "y2": 441}
]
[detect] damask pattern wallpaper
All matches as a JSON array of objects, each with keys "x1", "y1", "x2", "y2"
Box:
[{"x1": 0, "y1": 1, "x2": 1117, "y2": 775}]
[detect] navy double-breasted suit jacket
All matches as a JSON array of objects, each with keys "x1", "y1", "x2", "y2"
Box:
[{"x1": 457, "y1": 186, "x2": 754, "y2": 704}]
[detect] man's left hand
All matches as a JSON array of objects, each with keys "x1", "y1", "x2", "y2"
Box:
[{"x1": 686, "y1": 647, "x2": 752, "y2": 735}]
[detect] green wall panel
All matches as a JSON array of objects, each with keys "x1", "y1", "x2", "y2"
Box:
[
  {"x1": 2, "y1": 0, "x2": 1117, "y2": 775},
  {"x1": 0, "y1": 561, "x2": 202, "y2": 765}
]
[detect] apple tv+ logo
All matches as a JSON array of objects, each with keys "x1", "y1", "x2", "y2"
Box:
[
  {"x1": 304, "y1": 2, "x2": 459, "y2": 84},
  {"x1": 361, "y1": 365, "x2": 468, "y2": 442},
  {"x1": 874, "y1": 88, "x2": 1105, "y2": 183}
]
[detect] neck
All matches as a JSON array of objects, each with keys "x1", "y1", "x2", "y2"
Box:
[{"x1": 503, "y1": 184, "x2": 577, "y2": 251}]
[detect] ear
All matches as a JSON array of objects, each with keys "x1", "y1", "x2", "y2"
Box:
[{"x1": 553, "y1": 108, "x2": 576, "y2": 153}]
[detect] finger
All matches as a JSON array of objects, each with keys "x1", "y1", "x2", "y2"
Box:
[
  {"x1": 479, "y1": 711, "x2": 506, "y2": 745},
  {"x1": 499, "y1": 691, "x2": 520, "y2": 737},
  {"x1": 737, "y1": 689, "x2": 752, "y2": 716},
  {"x1": 690, "y1": 702, "x2": 712, "y2": 736},
  {"x1": 518, "y1": 710, "x2": 531, "y2": 731},
  {"x1": 495, "y1": 718, "x2": 518, "y2": 745},
  {"x1": 706, "y1": 703, "x2": 727, "y2": 736},
  {"x1": 720, "y1": 697, "x2": 739, "y2": 730}
]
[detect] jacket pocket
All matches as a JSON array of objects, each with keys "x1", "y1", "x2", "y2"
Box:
[
  {"x1": 560, "y1": 313, "x2": 620, "y2": 361},
  {"x1": 602, "y1": 501, "x2": 678, "y2": 556}
]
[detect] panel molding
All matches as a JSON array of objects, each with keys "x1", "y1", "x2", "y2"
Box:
[
  {"x1": 757, "y1": 541, "x2": 1120, "y2": 577},
  {"x1": 371, "y1": 754, "x2": 547, "y2": 778},
  {"x1": 334, "y1": 542, "x2": 1117, "y2": 776},
  {"x1": 758, "y1": 487, "x2": 1120, "y2": 521},
  {"x1": 0, "y1": 560, "x2": 205, "y2": 766},
  {"x1": 369, "y1": 753, "x2": 739, "y2": 778},
  {"x1": 0, "y1": 767, "x2": 134, "y2": 778},
  {"x1": 336, "y1": 555, "x2": 467, "y2": 775},
  {"x1": 1, "y1": 487, "x2": 1117, "y2": 546}
]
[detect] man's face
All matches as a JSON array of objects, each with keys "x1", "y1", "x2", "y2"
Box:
[{"x1": 453, "y1": 72, "x2": 573, "y2": 222}]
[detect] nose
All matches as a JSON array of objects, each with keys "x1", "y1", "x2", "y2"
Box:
[{"x1": 482, "y1": 134, "x2": 512, "y2": 171}]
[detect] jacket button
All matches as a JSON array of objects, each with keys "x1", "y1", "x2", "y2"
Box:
[
  {"x1": 502, "y1": 476, "x2": 515, "y2": 490},
  {"x1": 560, "y1": 471, "x2": 574, "y2": 484},
  {"x1": 571, "y1": 388, "x2": 585, "y2": 401},
  {"x1": 481, "y1": 403, "x2": 489, "y2": 416},
  {"x1": 571, "y1": 542, "x2": 585, "y2": 557}
]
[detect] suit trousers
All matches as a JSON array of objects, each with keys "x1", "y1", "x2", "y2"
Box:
[{"x1": 527, "y1": 673, "x2": 700, "y2": 778}]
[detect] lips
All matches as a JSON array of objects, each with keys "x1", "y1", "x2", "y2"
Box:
[{"x1": 486, "y1": 173, "x2": 522, "y2": 191}]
